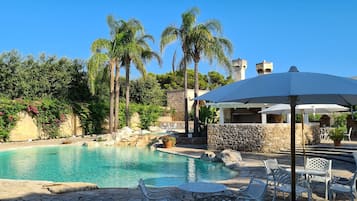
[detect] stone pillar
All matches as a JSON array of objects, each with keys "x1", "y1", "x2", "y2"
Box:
[
  {"x1": 287, "y1": 113, "x2": 291, "y2": 123},
  {"x1": 232, "y1": 58, "x2": 247, "y2": 81},
  {"x1": 219, "y1": 108, "x2": 224, "y2": 124},
  {"x1": 303, "y1": 113, "x2": 309, "y2": 124},
  {"x1": 256, "y1": 60, "x2": 273, "y2": 75},
  {"x1": 261, "y1": 110, "x2": 267, "y2": 124}
]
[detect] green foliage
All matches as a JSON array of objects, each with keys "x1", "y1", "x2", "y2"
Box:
[
  {"x1": 35, "y1": 98, "x2": 71, "y2": 138},
  {"x1": 0, "y1": 97, "x2": 72, "y2": 140},
  {"x1": 198, "y1": 106, "x2": 218, "y2": 136},
  {"x1": 72, "y1": 97, "x2": 109, "y2": 135},
  {"x1": 0, "y1": 98, "x2": 26, "y2": 141},
  {"x1": 0, "y1": 51, "x2": 89, "y2": 101},
  {"x1": 333, "y1": 113, "x2": 348, "y2": 128},
  {"x1": 130, "y1": 75, "x2": 165, "y2": 106},
  {"x1": 329, "y1": 127, "x2": 345, "y2": 141},
  {"x1": 136, "y1": 105, "x2": 163, "y2": 129},
  {"x1": 308, "y1": 114, "x2": 321, "y2": 122},
  {"x1": 155, "y1": 70, "x2": 231, "y2": 91}
]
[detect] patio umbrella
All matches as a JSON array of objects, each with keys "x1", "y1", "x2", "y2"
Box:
[
  {"x1": 259, "y1": 103, "x2": 349, "y2": 165},
  {"x1": 259, "y1": 104, "x2": 349, "y2": 115},
  {"x1": 196, "y1": 66, "x2": 357, "y2": 200}
]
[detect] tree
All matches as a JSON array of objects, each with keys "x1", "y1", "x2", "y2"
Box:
[
  {"x1": 188, "y1": 13, "x2": 233, "y2": 136},
  {"x1": 160, "y1": 7, "x2": 199, "y2": 135},
  {"x1": 130, "y1": 74, "x2": 164, "y2": 106},
  {"x1": 88, "y1": 15, "x2": 124, "y2": 133},
  {"x1": 118, "y1": 19, "x2": 162, "y2": 127}
]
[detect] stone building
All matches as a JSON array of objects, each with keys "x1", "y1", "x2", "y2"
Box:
[
  {"x1": 166, "y1": 89, "x2": 209, "y2": 121},
  {"x1": 211, "y1": 59, "x2": 276, "y2": 124}
]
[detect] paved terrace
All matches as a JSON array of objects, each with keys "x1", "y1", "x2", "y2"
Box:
[{"x1": 0, "y1": 138, "x2": 355, "y2": 201}]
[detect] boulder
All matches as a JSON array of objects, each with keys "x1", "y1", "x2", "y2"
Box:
[
  {"x1": 141, "y1": 130, "x2": 151, "y2": 134},
  {"x1": 149, "y1": 126, "x2": 162, "y2": 132},
  {"x1": 95, "y1": 134, "x2": 112, "y2": 142},
  {"x1": 200, "y1": 151, "x2": 217, "y2": 162},
  {"x1": 120, "y1": 127, "x2": 133, "y2": 135},
  {"x1": 82, "y1": 141, "x2": 98, "y2": 148},
  {"x1": 217, "y1": 149, "x2": 242, "y2": 167}
]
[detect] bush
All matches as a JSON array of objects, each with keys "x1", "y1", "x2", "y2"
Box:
[
  {"x1": 136, "y1": 105, "x2": 163, "y2": 129},
  {"x1": 0, "y1": 98, "x2": 27, "y2": 141}
]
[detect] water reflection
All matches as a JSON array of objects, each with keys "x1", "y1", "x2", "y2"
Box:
[{"x1": 0, "y1": 146, "x2": 237, "y2": 187}]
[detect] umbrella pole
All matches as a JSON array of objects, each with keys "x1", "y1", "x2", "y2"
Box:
[{"x1": 290, "y1": 96, "x2": 297, "y2": 201}]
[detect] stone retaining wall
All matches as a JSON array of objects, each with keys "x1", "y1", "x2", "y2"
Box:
[
  {"x1": 207, "y1": 123, "x2": 320, "y2": 153},
  {"x1": 9, "y1": 112, "x2": 83, "y2": 141}
]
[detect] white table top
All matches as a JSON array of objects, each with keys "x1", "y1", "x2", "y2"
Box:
[{"x1": 177, "y1": 182, "x2": 227, "y2": 193}]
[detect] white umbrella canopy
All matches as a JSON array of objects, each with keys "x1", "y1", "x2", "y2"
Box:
[
  {"x1": 196, "y1": 66, "x2": 357, "y2": 200},
  {"x1": 259, "y1": 104, "x2": 349, "y2": 115}
]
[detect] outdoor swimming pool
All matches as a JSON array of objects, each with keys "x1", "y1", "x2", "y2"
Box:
[{"x1": 0, "y1": 145, "x2": 237, "y2": 187}]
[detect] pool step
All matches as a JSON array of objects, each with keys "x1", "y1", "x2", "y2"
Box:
[{"x1": 279, "y1": 144, "x2": 357, "y2": 164}]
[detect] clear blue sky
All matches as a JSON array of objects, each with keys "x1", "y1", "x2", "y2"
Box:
[{"x1": 1, "y1": 0, "x2": 356, "y2": 79}]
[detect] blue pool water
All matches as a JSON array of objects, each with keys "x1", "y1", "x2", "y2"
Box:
[{"x1": 0, "y1": 146, "x2": 237, "y2": 187}]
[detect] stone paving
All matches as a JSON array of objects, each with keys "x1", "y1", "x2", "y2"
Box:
[{"x1": 0, "y1": 138, "x2": 355, "y2": 200}]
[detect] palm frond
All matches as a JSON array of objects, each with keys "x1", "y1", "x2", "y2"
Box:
[
  {"x1": 87, "y1": 53, "x2": 109, "y2": 94},
  {"x1": 160, "y1": 26, "x2": 179, "y2": 53},
  {"x1": 91, "y1": 39, "x2": 111, "y2": 53}
]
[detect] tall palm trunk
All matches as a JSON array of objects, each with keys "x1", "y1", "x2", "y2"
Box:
[
  {"x1": 193, "y1": 61, "x2": 199, "y2": 136},
  {"x1": 184, "y1": 64, "x2": 189, "y2": 135},
  {"x1": 125, "y1": 63, "x2": 130, "y2": 127},
  {"x1": 109, "y1": 60, "x2": 115, "y2": 133},
  {"x1": 114, "y1": 61, "x2": 120, "y2": 131}
]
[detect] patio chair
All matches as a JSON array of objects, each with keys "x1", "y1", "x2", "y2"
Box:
[
  {"x1": 263, "y1": 159, "x2": 279, "y2": 185},
  {"x1": 344, "y1": 127, "x2": 352, "y2": 141},
  {"x1": 271, "y1": 168, "x2": 312, "y2": 201},
  {"x1": 236, "y1": 177, "x2": 267, "y2": 201},
  {"x1": 138, "y1": 179, "x2": 176, "y2": 201},
  {"x1": 329, "y1": 171, "x2": 357, "y2": 201},
  {"x1": 305, "y1": 157, "x2": 332, "y2": 200},
  {"x1": 320, "y1": 127, "x2": 329, "y2": 140}
]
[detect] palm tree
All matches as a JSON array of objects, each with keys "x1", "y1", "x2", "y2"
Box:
[
  {"x1": 118, "y1": 19, "x2": 162, "y2": 126},
  {"x1": 88, "y1": 15, "x2": 124, "y2": 133},
  {"x1": 189, "y1": 20, "x2": 233, "y2": 136},
  {"x1": 160, "y1": 7, "x2": 199, "y2": 135}
]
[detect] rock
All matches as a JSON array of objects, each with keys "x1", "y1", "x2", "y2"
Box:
[
  {"x1": 102, "y1": 140, "x2": 115, "y2": 146},
  {"x1": 141, "y1": 130, "x2": 150, "y2": 134},
  {"x1": 217, "y1": 149, "x2": 242, "y2": 166},
  {"x1": 200, "y1": 151, "x2": 217, "y2": 162},
  {"x1": 43, "y1": 182, "x2": 98, "y2": 194},
  {"x1": 95, "y1": 134, "x2": 112, "y2": 142},
  {"x1": 149, "y1": 126, "x2": 161, "y2": 132},
  {"x1": 82, "y1": 141, "x2": 98, "y2": 148},
  {"x1": 120, "y1": 127, "x2": 133, "y2": 135}
]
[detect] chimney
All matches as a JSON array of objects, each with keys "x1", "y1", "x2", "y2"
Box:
[
  {"x1": 232, "y1": 58, "x2": 247, "y2": 81},
  {"x1": 256, "y1": 60, "x2": 273, "y2": 75}
]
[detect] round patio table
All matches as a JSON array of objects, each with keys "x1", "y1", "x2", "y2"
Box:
[{"x1": 178, "y1": 182, "x2": 227, "y2": 199}]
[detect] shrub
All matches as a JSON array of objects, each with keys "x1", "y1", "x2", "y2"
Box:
[
  {"x1": 0, "y1": 98, "x2": 26, "y2": 141},
  {"x1": 329, "y1": 127, "x2": 345, "y2": 141},
  {"x1": 136, "y1": 104, "x2": 163, "y2": 129}
]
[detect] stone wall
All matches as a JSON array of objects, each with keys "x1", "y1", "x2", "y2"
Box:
[
  {"x1": 9, "y1": 112, "x2": 40, "y2": 141},
  {"x1": 9, "y1": 112, "x2": 83, "y2": 141},
  {"x1": 207, "y1": 123, "x2": 320, "y2": 153}
]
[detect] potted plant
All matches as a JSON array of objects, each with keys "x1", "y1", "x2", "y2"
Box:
[
  {"x1": 329, "y1": 127, "x2": 345, "y2": 146},
  {"x1": 161, "y1": 135, "x2": 176, "y2": 148}
]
